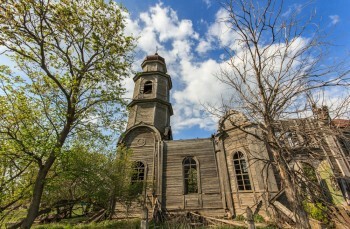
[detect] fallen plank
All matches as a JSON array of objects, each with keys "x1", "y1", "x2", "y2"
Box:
[
  {"x1": 189, "y1": 212, "x2": 242, "y2": 226},
  {"x1": 188, "y1": 211, "x2": 268, "y2": 227}
]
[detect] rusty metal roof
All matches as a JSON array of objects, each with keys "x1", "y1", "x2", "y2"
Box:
[{"x1": 142, "y1": 53, "x2": 165, "y2": 65}]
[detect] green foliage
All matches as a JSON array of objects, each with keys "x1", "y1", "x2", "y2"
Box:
[
  {"x1": 234, "y1": 214, "x2": 245, "y2": 221},
  {"x1": 42, "y1": 145, "x2": 136, "y2": 213},
  {"x1": 30, "y1": 218, "x2": 278, "y2": 229},
  {"x1": 187, "y1": 168, "x2": 198, "y2": 193},
  {"x1": 302, "y1": 163, "x2": 318, "y2": 183},
  {"x1": 303, "y1": 202, "x2": 329, "y2": 223},
  {"x1": 0, "y1": 0, "x2": 135, "y2": 225},
  {"x1": 254, "y1": 214, "x2": 265, "y2": 223},
  {"x1": 32, "y1": 219, "x2": 141, "y2": 229}
]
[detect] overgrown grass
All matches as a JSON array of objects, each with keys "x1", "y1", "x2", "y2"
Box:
[
  {"x1": 1, "y1": 208, "x2": 27, "y2": 227},
  {"x1": 207, "y1": 225, "x2": 278, "y2": 229},
  {"x1": 32, "y1": 219, "x2": 141, "y2": 229},
  {"x1": 31, "y1": 219, "x2": 278, "y2": 229}
]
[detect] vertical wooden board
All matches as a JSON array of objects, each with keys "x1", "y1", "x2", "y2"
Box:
[
  {"x1": 163, "y1": 138, "x2": 223, "y2": 210},
  {"x1": 201, "y1": 194, "x2": 223, "y2": 208},
  {"x1": 135, "y1": 103, "x2": 155, "y2": 125}
]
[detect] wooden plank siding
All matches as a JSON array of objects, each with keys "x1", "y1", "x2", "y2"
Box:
[
  {"x1": 222, "y1": 128, "x2": 279, "y2": 215},
  {"x1": 124, "y1": 127, "x2": 159, "y2": 201},
  {"x1": 162, "y1": 138, "x2": 223, "y2": 214}
]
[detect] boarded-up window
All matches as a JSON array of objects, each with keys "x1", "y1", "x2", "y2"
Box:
[
  {"x1": 183, "y1": 157, "x2": 198, "y2": 194},
  {"x1": 233, "y1": 152, "x2": 252, "y2": 191},
  {"x1": 144, "y1": 81, "x2": 152, "y2": 94}
]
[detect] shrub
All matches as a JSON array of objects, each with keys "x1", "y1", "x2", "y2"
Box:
[
  {"x1": 303, "y1": 202, "x2": 328, "y2": 223},
  {"x1": 254, "y1": 214, "x2": 265, "y2": 223},
  {"x1": 234, "y1": 215, "x2": 245, "y2": 221}
]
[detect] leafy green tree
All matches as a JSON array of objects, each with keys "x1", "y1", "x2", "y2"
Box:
[
  {"x1": 41, "y1": 144, "x2": 135, "y2": 220},
  {"x1": 105, "y1": 145, "x2": 136, "y2": 219},
  {"x1": 187, "y1": 168, "x2": 198, "y2": 193},
  {"x1": 0, "y1": 0, "x2": 135, "y2": 227}
]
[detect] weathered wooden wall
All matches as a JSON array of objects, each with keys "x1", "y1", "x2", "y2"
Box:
[
  {"x1": 162, "y1": 138, "x2": 224, "y2": 216},
  {"x1": 221, "y1": 127, "x2": 279, "y2": 216},
  {"x1": 124, "y1": 126, "x2": 158, "y2": 197}
]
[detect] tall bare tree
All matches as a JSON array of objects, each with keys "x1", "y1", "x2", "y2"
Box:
[
  {"x1": 214, "y1": 0, "x2": 350, "y2": 228},
  {"x1": 0, "y1": 0, "x2": 135, "y2": 228}
]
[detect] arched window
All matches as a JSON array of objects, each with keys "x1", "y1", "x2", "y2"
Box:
[
  {"x1": 132, "y1": 161, "x2": 145, "y2": 183},
  {"x1": 143, "y1": 81, "x2": 152, "y2": 94},
  {"x1": 183, "y1": 157, "x2": 198, "y2": 194},
  {"x1": 233, "y1": 152, "x2": 252, "y2": 191}
]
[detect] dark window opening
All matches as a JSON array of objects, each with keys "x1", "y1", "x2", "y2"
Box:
[
  {"x1": 233, "y1": 152, "x2": 252, "y2": 191},
  {"x1": 339, "y1": 138, "x2": 350, "y2": 157},
  {"x1": 132, "y1": 161, "x2": 145, "y2": 183},
  {"x1": 183, "y1": 157, "x2": 198, "y2": 194},
  {"x1": 143, "y1": 81, "x2": 152, "y2": 94}
]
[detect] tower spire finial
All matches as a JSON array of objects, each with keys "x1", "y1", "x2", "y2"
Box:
[{"x1": 155, "y1": 46, "x2": 158, "y2": 55}]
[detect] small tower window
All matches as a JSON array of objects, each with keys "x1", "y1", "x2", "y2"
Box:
[
  {"x1": 183, "y1": 157, "x2": 198, "y2": 194},
  {"x1": 143, "y1": 81, "x2": 153, "y2": 94},
  {"x1": 132, "y1": 161, "x2": 145, "y2": 183},
  {"x1": 233, "y1": 152, "x2": 252, "y2": 191}
]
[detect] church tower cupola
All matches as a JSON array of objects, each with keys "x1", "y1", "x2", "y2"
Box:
[
  {"x1": 141, "y1": 52, "x2": 167, "y2": 73},
  {"x1": 126, "y1": 53, "x2": 173, "y2": 140}
]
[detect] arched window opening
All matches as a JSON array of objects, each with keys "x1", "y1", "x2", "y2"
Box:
[
  {"x1": 183, "y1": 157, "x2": 198, "y2": 194},
  {"x1": 132, "y1": 161, "x2": 145, "y2": 183},
  {"x1": 143, "y1": 81, "x2": 152, "y2": 94},
  {"x1": 233, "y1": 152, "x2": 252, "y2": 191}
]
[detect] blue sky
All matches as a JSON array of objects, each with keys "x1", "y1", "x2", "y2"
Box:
[
  {"x1": 116, "y1": 0, "x2": 350, "y2": 140},
  {"x1": 0, "y1": 0, "x2": 348, "y2": 140}
]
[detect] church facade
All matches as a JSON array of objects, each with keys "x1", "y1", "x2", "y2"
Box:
[{"x1": 118, "y1": 53, "x2": 350, "y2": 220}]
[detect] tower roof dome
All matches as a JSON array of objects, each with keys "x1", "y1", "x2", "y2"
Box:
[
  {"x1": 141, "y1": 52, "x2": 167, "y2": 73},
  {"x1": 142, "y1": 52, "x2": 165, "y2": 65}
]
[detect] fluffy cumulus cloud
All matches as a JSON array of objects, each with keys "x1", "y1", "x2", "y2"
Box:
[
  {"x1": 122, "y1": 2, "x2": 346, "y2": 136},
  {"x1": 195, "y1": 8, "x2": 242, "y2": 54},
  {"x1": 122, "y1": 2, "x2": 229, "y2": 135}
]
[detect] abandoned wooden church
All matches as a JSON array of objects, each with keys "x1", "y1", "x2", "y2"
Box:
[{"x1": 118, "y1": 53, "x2": 350, "y2": 221}]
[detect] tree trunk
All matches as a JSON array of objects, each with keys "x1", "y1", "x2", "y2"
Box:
[
  {"x1": 20, "y1": 155, "x2": 56, "y2": 229},
  {"x1": 277, "y1": 157, "x2": 310, "y2": 228},
  {"x1": 106, "y1": 186, "x2": 117, "y2": 219},
  {"x1": 84, "y1": 202, "x2": 91, "y2": 215},
  {"x1": 265, "y1": 132, "x2": 310, "y2": 229},
  {"x1": 68, "y1": 204, "x2": 73, "y2": 218},
  {"x1": 20, "y1": 113, "x2": 72, "y2": 228}
]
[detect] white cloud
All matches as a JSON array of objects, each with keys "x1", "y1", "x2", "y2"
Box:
[
  {"x1": 1, "y1": 1, "x2": 346, "y2": 138},
  {"x1": 194, "y1": 8, "x2": 241, "y2": 54},
  {"x1": 170, "y1": 58, "x2": 229, "y2": 133},
  {"x1": 203, "y1": 0, "x2": 211, "y2": 8},
  {"x1": 282, "y1": 4, "x2": 303, "y2": 17},
  {"x1": 139, "y1": 3, "x2": 198, "y2": 42},
  {"x1": 329, "y1": 15, "x2": 340, "y2": 25},
  {"x1": 121, "y1": 3, "x2": 225, "y2": 134},
  {"x1": 123, "y1": 2, "x2": 343, "y2": 136},
  {"x1": 195, "y1": 39, "x2": 211, "y2": 54}
]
